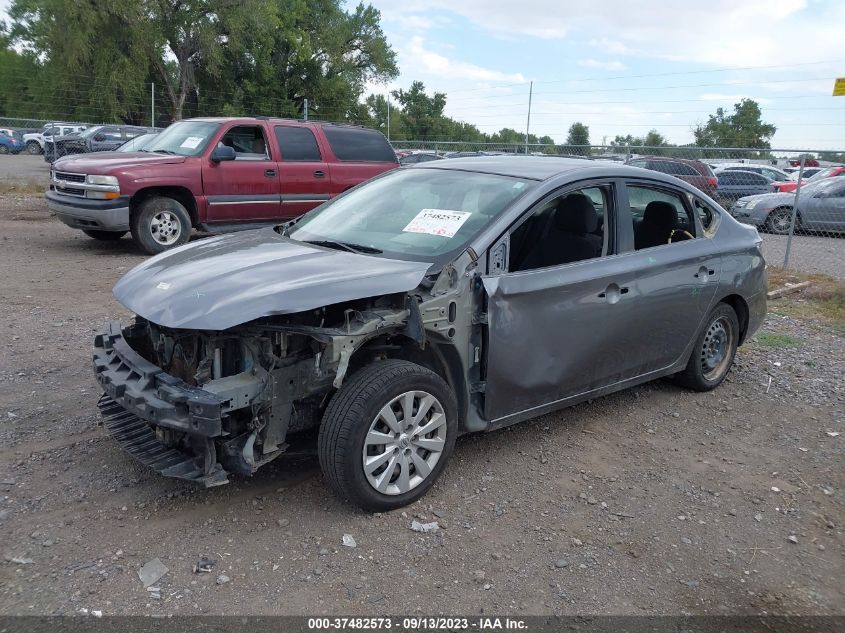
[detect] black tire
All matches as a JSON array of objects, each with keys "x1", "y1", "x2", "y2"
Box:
[
  {"x1": 675, "y1": 303, "x2": 740, "y2": 392},
  {"x1": 0, "y1": 145, "x2": 8, "y2": 155},
  {"x1": 318, "y1": 360, "x2": 458, "y2": 512},
  {"x1": 83, "y1": 229, "x2": 127, "y2": 241},
  {"x1": 765, "y1": 207, "x2": 796, "y2": 235},
  {"x1": 26, "y1": 142, "x2": 42, "y2": 155},
  {"x1": 130, "y1": 196, "x2": 191, "y2": 255}
]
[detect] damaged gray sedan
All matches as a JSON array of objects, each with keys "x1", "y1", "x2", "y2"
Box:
[{"x1": 93, "y1": 156, "x2": 767, "y2": 510}]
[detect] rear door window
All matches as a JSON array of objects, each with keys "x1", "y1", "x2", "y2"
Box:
[
  {"x1": 322, "y1": 127, "x2": 397, "y2": 162},
  {"x1": 275, "y1": 125, "x2": 322, "y2": 161}
]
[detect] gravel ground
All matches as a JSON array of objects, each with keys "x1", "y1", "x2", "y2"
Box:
[
  {"x1": 0, "y1": 196, "x2": 843, "y2": 617},
  {"x1": 0, "y1": 154, "x2": 49, "y2": 188},
  {"x1": 759, "y1": 233, "x2": 845, "y2": 281}
]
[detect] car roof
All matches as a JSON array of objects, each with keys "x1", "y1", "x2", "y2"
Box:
[
  {"x1": 415, "y1": 155, "x2": 671, "y2": 182},
  {"x1": 185, "y1": 116, "x2": 375, "y2": 130}
]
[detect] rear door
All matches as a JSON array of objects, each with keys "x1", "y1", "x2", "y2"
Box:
[
  {"x1": 273, "y1": 124, "x2": 331, "y2": 219},
  {"x1": 202, "y1": 123, "x2": 281, "y2": 224}
]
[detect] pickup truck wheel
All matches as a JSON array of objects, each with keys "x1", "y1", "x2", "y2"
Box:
[
  {"x1": 318, "y1": 360, "x2": 458, "y2": 512},
  {"x1": 83, "y1": 229, "x2": 126, "y2": 241},
  {"x1": 130, "y1": 197, "x2": 191, "y2": 255},
  {"x1": 26, "y1": 142, "x2": 42, "y2": 155}
]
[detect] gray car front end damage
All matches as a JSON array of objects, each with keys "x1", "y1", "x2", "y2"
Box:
[{"x1": 94, "y1": 228, "x2": 483, "y2": 486}]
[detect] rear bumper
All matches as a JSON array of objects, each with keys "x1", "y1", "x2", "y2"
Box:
[
  {"x1": 47, "y1": 190, "x2": 130, "y2": 232},
  {"x1": 93, "y1": 321, "x2": 229, "y2": 486}
]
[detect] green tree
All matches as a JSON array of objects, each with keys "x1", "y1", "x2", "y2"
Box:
[
  {"x1": 693, "y1": 99, "x2": 776, "y2": 149},
  {"x1": 7, "y1": 0, "x2": 397, "y2": 123},
  {"x1": 392, "y1": 81, "x2": 446, "y2": 140},
  {"x1": 565, "y1": 122, "x2": 590, "y2": 146}
]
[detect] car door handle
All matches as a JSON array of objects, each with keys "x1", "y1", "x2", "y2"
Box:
[
  {"x1": 313, "y1": 170, "x2": 325, "y2": 178},
  {"x1": 598, "y1": 284, "x2": 629, "y2": 303},
  {"x1": 694, "y1": 267, "x2": 716, "y2": 279},
  {"x1": 264, "y1": 169, "x2": 277, "y2": 177}
]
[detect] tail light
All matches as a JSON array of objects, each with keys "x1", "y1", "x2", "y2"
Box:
[{"x1": 707, "y1": 177, "x2": 717, "y2": 188}]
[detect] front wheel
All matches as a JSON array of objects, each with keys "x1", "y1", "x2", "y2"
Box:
[
  {"x1": 765, "y1": 207, "x2": 796, "y2": 235},
  {"x1": 0, "y1": 146, "x2": 8, "y2": 155},
  {"x1": 130, "y1": 196, "x2": 191, "y2": 255},
  {"x1": 675, "y1": 303, "x2": 740, "y2": 392},
  {"x1": 83, "y1": 229, "x2": 126, "y2": 241},
  {"x1": 26, "y1": 142, "x2": 42, "y2": 155},
  {"x1": 318, "y1": 360, "x2": 458, "y2": 512}
]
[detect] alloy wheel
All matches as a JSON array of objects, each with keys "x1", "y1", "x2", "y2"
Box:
[{"x1": 362, "y1": 390, "x2": 447, "y2": 495}]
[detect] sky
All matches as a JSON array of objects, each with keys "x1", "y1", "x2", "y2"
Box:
[
  {"x1": 361, "y1": 0, "x2": 845, "y2": 150},
  {"x1": 2, "y1": 0, "x2": 844, "y2": 150}
]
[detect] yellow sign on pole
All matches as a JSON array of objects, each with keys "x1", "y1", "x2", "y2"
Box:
[{"x1": 834, "y1": 78, "x2": 845, "y2": 97}]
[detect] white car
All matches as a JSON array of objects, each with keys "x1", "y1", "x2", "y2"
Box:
[{"x1": 23, "y1": 124, "x2": 87, "y2": 155}]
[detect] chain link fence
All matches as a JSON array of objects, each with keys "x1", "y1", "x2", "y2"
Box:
[
  {"x1": 392, "y1": 141, "x2": 845, "y2": 280},
  {"x1": 1, "y1": 117, "x2": 842, "y2": 279}
]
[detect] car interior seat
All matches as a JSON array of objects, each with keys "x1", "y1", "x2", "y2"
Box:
[
  {"x1": 635, "y1": 201, "x2": 677, "y2": 249},
  {"x1": 519, "y1": 194, "x2": 600, "y2": 270}
]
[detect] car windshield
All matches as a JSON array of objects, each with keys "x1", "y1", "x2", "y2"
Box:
[
  {"x1": 78, "y1": 127, "x2": 102, "y2": 138},
  {"x1": 118, "y1": 133, "x2": 158, "y2": 152},
  {"x1": 288, "y1": 168, "x2": 534, "y2": 262},
  {"x1": 805, "y1": 166, "x2": 838, "y2": 182},
  {"x1": 145, "y1": 121, "x2": 220, "y2": 156}
]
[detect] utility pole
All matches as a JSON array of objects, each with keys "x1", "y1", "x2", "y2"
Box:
[
  {"x1": 303, "y1": 98, "x2": 309, "y2": 121},
  {"x1": 151, "y1": 83, "x2": 155, "y2": 127},
  {"x1": 524, "y1": 81, "x2": 533, "y2": 154},
  {"x1": 387, "y1": 93, "x2": 391, "y2": 141}
]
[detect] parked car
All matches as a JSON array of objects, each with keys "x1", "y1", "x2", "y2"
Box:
[
  {"x1": 24, "y1": 123, "x2": 87, "y2": 155},
  {"x1": 625, "y1": 156, "x2": 718, "y2": 197},
  {"x1": 715, "y1": 171, "x2": 777, "y2": 206},
  {"x1": 46, "y1": 117, "x2": 399, "y2": 253},
  {"x1": 716, "y1": 163, "x2": 792, "y2": 182},
  {"x1": 116, "y1": 132, "x2": 160, "y2": 152},
  {"x1": 731, "y1": 176, "x2": 845, "y2": 234},
  {"x1": 789, "y1": 167, "x2": 823, "y2": 180},
  {"x1": 0, "y1": 133, "x2": 24, "y2": 154},
  {"x1": 92, "y1": 156, "x2": 766, "y2": 510},
  {"x1": 788, "y1": 157, "x2": 819, "y2": 167},
  {"x1": 775, "y1": 165, "x2": 845, "y2": 193},
  {"x1": 45, "y1": 125, "x2": 159, "y2": 161},
  {"x1": 399, "y1": 151, "x2": 443, "y2": 166}
]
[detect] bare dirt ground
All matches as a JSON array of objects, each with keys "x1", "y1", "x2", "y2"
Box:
[{"x1": 0, "y1": 195, "x2": 843, "y2": 617}]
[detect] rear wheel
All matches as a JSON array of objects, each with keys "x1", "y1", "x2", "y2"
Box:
[
  {"x1": 765, "y1": 207, "x2": 796, "y2": 235},
  {"x1": 318, "y1": 360, "x2": 458, "y2": 512},
  {"x1": 130, "y1": 196, "x2": 191, "y2": 255},
  {"x1": 83, "y1": 229, "x2": 126, "y2": 241},
  {"x1": 675, "y1": 303, "x2": 739, "y2": 392}
]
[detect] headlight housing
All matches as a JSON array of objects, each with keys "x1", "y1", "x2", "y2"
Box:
[
  {"x1": 746, "y1": 199, "x2": 759, "y2": 210},
  {"x1": 86, "y1": 175, "x2": 119, "y2": 186}
]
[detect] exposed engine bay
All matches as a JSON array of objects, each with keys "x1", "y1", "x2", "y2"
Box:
[{"x1": 93, "y1": 250, "x2": 484, "y2": 486}]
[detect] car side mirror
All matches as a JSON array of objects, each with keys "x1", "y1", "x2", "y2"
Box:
[
  {"x1": 210, "y1": 145, "x2": 236, "y2": 162},
  {"x1": 94, "y1": 134, "x2": 105, "y2": 142}
]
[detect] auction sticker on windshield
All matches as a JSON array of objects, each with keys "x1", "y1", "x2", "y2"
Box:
[
  {"x1": 180, "y1": 136, "x2": 204, "y2": 149},
  {"x1": 403, "y1": 209, "x2": 471, "y2": 238}
]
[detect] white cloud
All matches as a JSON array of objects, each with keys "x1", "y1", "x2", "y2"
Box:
[
  {"x1": 376, "y1": 0, "x2": 844, "y2": 67},
  {"x1": 404, "y1": 36, "x2": 526, "y2": 83},
  {"x1": 578, "y1": 59, "x2": 627, "y2": 71}
]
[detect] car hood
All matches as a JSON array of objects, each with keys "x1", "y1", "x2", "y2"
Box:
[
  {"x1": 113, "y1": 228, "x2": 432, "y2": 330},
  {"x1": 736, "y1": 192, "x2": 794, "y2": 206},
  {"x1": 54, "y1": 152, "x2": 187, "y2": 173}
]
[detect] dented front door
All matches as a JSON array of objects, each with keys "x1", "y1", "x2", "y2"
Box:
[{"x1": 481, "y1": 242, "x2": 720, "y2": 423}]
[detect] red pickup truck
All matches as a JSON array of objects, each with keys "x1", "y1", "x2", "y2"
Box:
[{"x1": 46, "y1": 117, "x2": 399, "y2": 254}]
